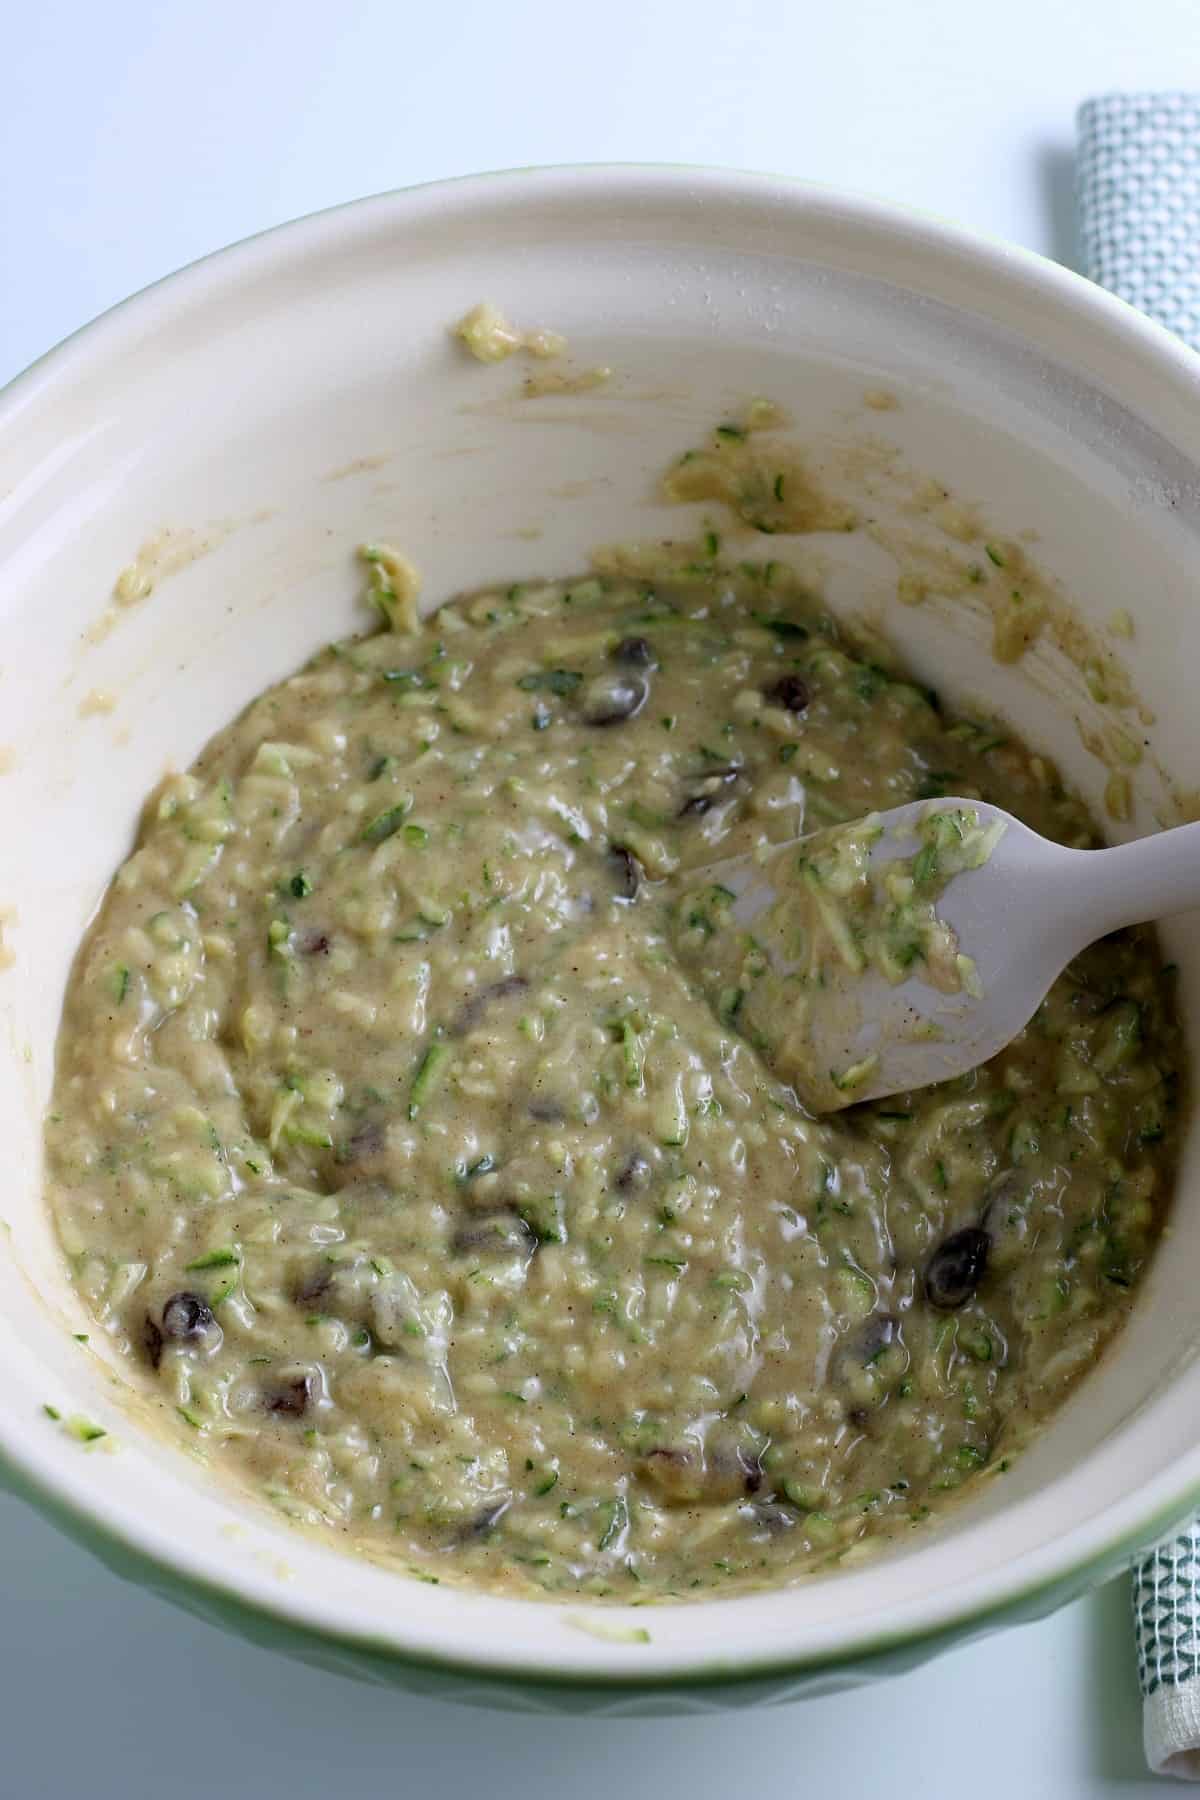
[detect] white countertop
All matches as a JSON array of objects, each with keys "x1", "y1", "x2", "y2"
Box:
[{"x1": 2, "y1": 2, "x2": 1198, "y2": 1791}]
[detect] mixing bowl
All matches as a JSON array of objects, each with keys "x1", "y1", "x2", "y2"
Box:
[{"x1": 2, "y1": 166, "x2": 1200, "y2": 1713}]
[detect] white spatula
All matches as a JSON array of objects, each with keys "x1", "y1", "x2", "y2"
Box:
[{"x1": 678, "y1": 799, "x2": 1197, "y2": 1112}]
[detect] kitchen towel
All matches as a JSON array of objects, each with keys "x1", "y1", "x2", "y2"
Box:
[
  {"x1": 1077, "y1": 92, "x2": 1200, "y2": 347},
  {"x1": 1077, "y1": 91, "x2": 1200, "y2": 1782}
]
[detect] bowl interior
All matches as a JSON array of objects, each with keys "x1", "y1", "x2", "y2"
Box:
[{"x1": 3, "y1": 169, "x2": 1200, "y2": 1689}]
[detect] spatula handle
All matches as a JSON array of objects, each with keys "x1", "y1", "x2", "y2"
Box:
[{"x1": 1081, "y1": 820, "x2": 1200, "y2": 940}]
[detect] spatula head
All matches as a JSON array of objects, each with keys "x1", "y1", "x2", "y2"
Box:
[{"x1": 670, "y1": 799, "x2": 1079, "y2": 1112}]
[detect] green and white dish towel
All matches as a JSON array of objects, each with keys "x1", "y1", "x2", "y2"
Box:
[{"x1": 1077, "y1": 92, "x2": 1200, "y2": 1782}]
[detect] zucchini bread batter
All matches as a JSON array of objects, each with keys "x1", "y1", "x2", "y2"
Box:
[{"x1": 46, "y1": 554, "x2": 1182, "y2": 1598}]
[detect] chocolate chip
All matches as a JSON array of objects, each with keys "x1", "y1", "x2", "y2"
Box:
[
  {"x1": 678, "y1": 764, "x2": 741, "y2": 818},
  {"x1": 639, "y1": 1445, "x2": 700, "y2": 1504},
  {"x1": 857, "y1": 1312, "x2": 899, "y2": 1364},
  {"x1": 141, "y1": 1314, "x2": 164, "y2": 1370},
  {"x1": 766, "y1": 674, "x2": 810, "y2": 713},
  {"x1": 451, "y1": 1212, "x2": 536, "y2": 1259},
  {"x1": 459, "y1": 1498, "x2": 511, "y2": 1542},
  {"x1": 338, "y1": 1118, "x2": 385, "y2": 1168},
  {"x1": 741, "y1": 1455, "x2": 765, "y2": 1495},
  {"x1": 266, "y1": 1374, "x2": 314, "y2": 1417},
  {"x1": 580, "y1": 672, "x2": 648, "y2": 726},
  {"x1": 640, "y1": 1437, "x2": 759, "y2": 1506},
  {"x1": 925, "y1": 1227, "x2": 991, "y2": 1310},
  {"x1": 614, "y1": 1149, "x2": 652, "y2": 1192},
  {"x1": 161, "y1": 1292, "x2": 217, "y2": 1343},
  {"x1": 609, "y1": 846, "x2": 642, "y2": 901},
  {"x1": 980, "y1": 1173, "x2": 1024, "y2": 1233},
  {"x1": 708, "y1": 1437, "x2": 765, "y2": 1495},
  {"x1": 293, "y1": 1265, "x2": 333, "y2": 1306}
]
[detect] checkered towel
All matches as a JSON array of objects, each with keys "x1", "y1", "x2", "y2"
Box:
[{"x1": 1078, "y1": 93, "x2": 1200, "y2": 346}]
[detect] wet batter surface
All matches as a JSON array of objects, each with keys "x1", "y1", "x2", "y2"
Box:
[{"x1": 46, "y1": 558, "x2": 1182, "y2": 1598}]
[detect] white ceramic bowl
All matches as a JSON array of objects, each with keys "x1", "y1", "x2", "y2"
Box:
[{"x1": 3, "y1": 167, "x2": 1200, "y2": 1714}]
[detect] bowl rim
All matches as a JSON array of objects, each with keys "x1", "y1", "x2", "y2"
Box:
[
  {"x1": 6, "y1": 160, "x2": 1200, "y2": 1695},
  {"x1": 8, "y1": 1440, "x2": 1200, "y2": 1697}
]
